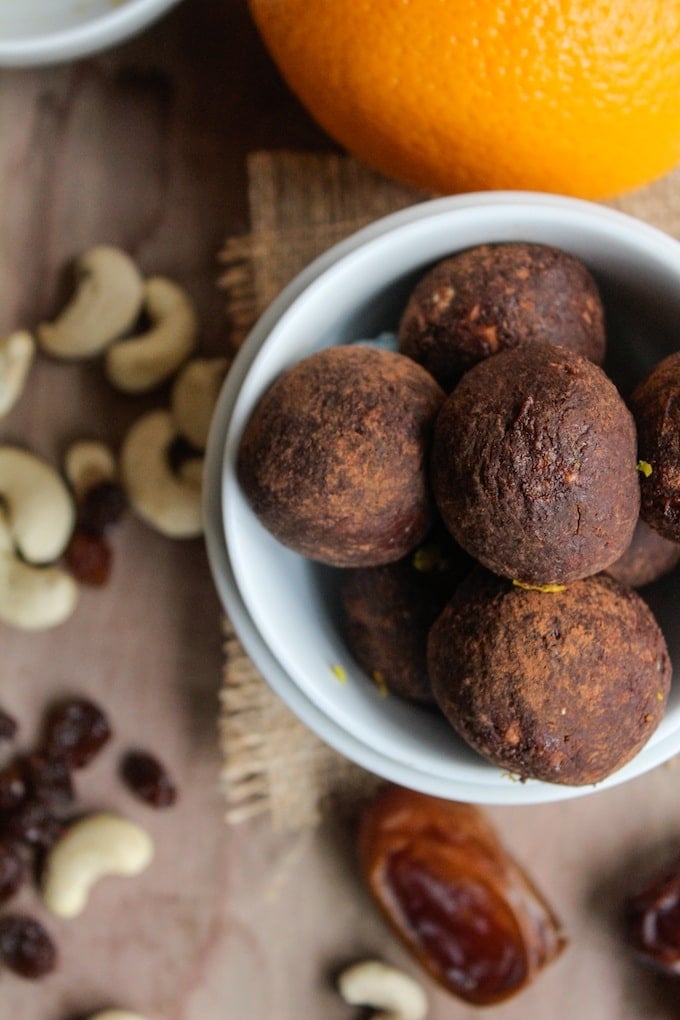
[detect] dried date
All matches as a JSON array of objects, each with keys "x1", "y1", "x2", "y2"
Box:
[
  {"x1": 42, "y1": 698, "x2": 111, "y2": 769},
  {"x1": 626, "y1": 866, "x2": 680, "y2": 975},
  {"x1": 0, "y1": 914, "x2": 57, "y2": 978},
  {"x1": 360, "y1": 785, "x2": 566, "y2": 1005},
  {"x1": 120, "y1": 750, "x2": 178, "y2": 809}
]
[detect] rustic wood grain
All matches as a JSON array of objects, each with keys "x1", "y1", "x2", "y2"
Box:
[{"x1": 1, "y1": 3, "x2": 679, "y2": 1018}]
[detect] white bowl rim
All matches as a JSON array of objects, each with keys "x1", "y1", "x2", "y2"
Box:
[
  {"x1": 205, "y1": 189, "x2": 680, "y2": 805},
  {"x1": 0, "y1": 0, "x2": 182, "y2": 66}
]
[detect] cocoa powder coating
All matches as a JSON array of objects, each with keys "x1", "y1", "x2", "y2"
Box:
[
  {"x1": 630, "y1": 351, "x2": 680, "y2": 543},
  {"x1": 340, "y1": 530, "x2": 473, "y2": 704},
  {"x1": 430, "y1": 343, "x2": 640, "y2": 584},
  {"x1": 427, "y1": 569, "x2": 671, "y2": 785},
  {"x1": 237, "y1": 345, "x2": 444, "y2": 567},
  {"x1": 398, "y1": 242, "x2": 606, "y2": 390}
]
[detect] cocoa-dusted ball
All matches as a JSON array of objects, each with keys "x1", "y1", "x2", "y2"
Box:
[
  {"x1": 341, "y1": 529, "x2": 474, "y2": 704},
  {"x1": 607, "y1": 518, "x2": 680, "y2": 589},
  {"x1": 630, "y1": 351, "x2": 680, "y2": 543},
  {"x1": 431, "y1": 343, "x2": 639, "y2": 584},
  {"x1": 237, "y1": 345, "x2": 444, "y2": 567},
  {"x1": 398, "y1": 243, "x2": 605, "y2": 390},
  {"x1": 428, "y1": 569, "x2": 671, "y2": 786}
]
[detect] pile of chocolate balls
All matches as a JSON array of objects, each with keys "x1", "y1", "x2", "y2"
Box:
[{"x1": 238, "y1": 242, "x2": 679, "y2": 786}]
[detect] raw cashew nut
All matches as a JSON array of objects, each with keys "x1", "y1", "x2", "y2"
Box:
[
  {"x1": 42, "y1": 812, "x2": 154, "y2": 919},
  {"x1": 0, "y1": 330, "x2": 35, "y2": 417},
  {"x1": 37, "y1": 246, "x2": 144, "y2": 359},
  {"x1": 0, "y1": 509, "x2": 78, "y2": 630},
  {"x1": 121, "y1": 410, "x2": 203, "y2": 538},
  {"x1": 338, "y1": 961, "x2": 428, "y2": 1020},
  {"x1": 85, "y1": 1011, "x2": 150, "y2": 1020},
  {"x1": 177, "y1": 454, "x2": 204, "y2": 489},
  {"x1": 0, "y1": 445, "x2": 75, "y2": 563},
  {"x1": 105, "y1": 277, "x2": 198, "y2": 393},
  {"x1": 171, "y1": 357, "x2": 229, "y2": 450},
  {"x1": 64, "y1": 440, "x2": 117, "y2": 500}
]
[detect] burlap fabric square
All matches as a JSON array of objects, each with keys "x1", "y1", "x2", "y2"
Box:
[{"x1": 219, "y1": 150, "x2": 680, "y2": 831}]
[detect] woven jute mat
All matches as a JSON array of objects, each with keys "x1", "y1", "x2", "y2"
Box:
[{"x1": 218, "y1": 150, "x2": 680, "y2": 832}]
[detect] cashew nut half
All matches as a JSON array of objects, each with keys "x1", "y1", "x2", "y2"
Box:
[
  {"x1": 64, "y1": 440, "x2": 117, "y2": 500},
  {"x1": 338, "y1": 961, "x2": 428, "y2": 1020},
  {"x1": 171, "y1": 357, "x2": 229, "y2": 450},
  {"x1": 0, "y1": 330, "x2": 35, "y2": 417},
  {"x1": 0, "y1": 508, "x2": 78, "y2": 630},
  {"x1": 105, "y1": 277, "x2": 198, "y2": 393},
  {"x1": 85, "y1": 1011, "x2": 150, "y2": 1020},
  {"x1": 121, "y1": 410, "x2": 203, "y2": 538},
  {"x1": 41, "y1": 812, "x2": 154, "y2": 919},
  {"x1": 37, "y1": 246, "x2": 144, "y2": 359},
  {"x1": 0, "y1": 445, "x2": 75, "y2": 563}
]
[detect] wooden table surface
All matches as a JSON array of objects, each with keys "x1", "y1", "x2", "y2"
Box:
[{"x1": 1, "y1": 3, "x2": 679, "y2": 1018}]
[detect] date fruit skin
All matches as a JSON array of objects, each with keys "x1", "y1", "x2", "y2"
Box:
[
  {"x1": 626, "y1": 866, "x2": 680, "y2": 975},
  {"x1": 360, "y1": 785, "x2": 566, "y2": 1005}
]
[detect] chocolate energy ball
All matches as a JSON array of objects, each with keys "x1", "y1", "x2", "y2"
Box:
[
  {"x1": 398, "y1": 243, "x2": 605, "y2": 390},
  {"x1": 630, "y1": 351, "x2": 680, "y2": 543},
  {"x1": 607, "y1": 518, "x2": 680, "y2": 589},
  {"x1": 428, "y1": 569, "x2": 671, "y2": 785},
  {"x1": 341, "y1": 529, "x2": 474, "y2": 704},
  {"x1": 237, "y1": 345, "x2": 444, "y2": 567},
  {"x1": 431, "y1": 343, "x2": 639, "y2": 584}
]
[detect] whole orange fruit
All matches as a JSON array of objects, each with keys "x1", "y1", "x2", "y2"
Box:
[{"x1": 249, "y1": 0, "x2": 680, "y2": 198}]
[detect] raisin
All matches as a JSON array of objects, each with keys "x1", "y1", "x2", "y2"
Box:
[
  {"x1": 0, "y1": 761, "x2": 27, "y2": 813},
  {"x1": 22, "y1": 753, "x2": 74, "y2": 809},
  {"x1": 0, "y1": 914, "x2": 57, "y2": 978},
  {"x1": 0, "y1": 710, "x2": 17, "y2": 741},
  {"x1": 65, "y1": 529, "x2": 113, "y2": 587},
  {"x1": 42, "y1": 698, "x2": 111, "y2": 769},
  {"x1": 0, "y1": 841, "x2": 28, "y2": 904},
  {"x1": 3, "y1": 800, "x2": 64, "y2": 849},
  {"x1": 120, "y1": 750, "x2": 178, "y2": 808},
  {"x1": 78, "y1": 480, "x2": 127, "y2": 536}
]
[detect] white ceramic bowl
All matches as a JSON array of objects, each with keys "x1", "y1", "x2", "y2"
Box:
[
  {"x1": 0, "y1": 0, "x2": 182, "y2": 67},
  {"x1": 205, "y1": 192, "x2": 680, "y2": 805}
]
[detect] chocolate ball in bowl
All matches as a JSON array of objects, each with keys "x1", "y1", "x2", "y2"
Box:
[
  {"x1": 427, "y1": 569, "x2": 671, "y2": 786},
  {"x1": 630, "y1": 351, "x2": 680, "y2": 543},
  {"x1": 398, "y1": 242, "x2": 605, "y2": 391},
  {"x1": 607, "y1": 518, "x2": 680, "y2": 589},
  {"x1": 340, "y1": 528, "x2": 474, "y2": 704},
  {"x1": 430, "y1": 343, "x2": 639, "y2": 585},
  {"x1": 237, "y1": 345, "x2": 444, "y2": 567}
]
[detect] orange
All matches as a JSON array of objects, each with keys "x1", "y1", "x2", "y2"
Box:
[{"x1": 249, "y1": 0, "x2": 680, "y2": 199}]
